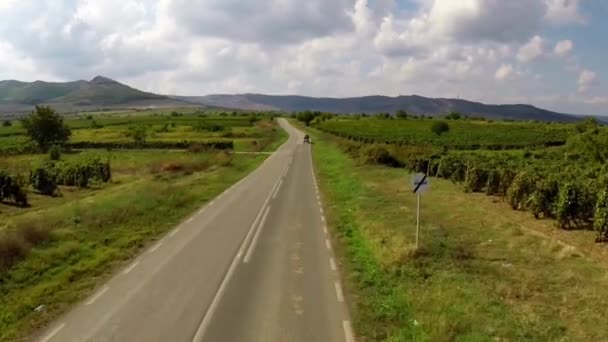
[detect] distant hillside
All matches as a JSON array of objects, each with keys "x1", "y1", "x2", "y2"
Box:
[
  {"x1": 0, "y1": 76, "x2": 192, "y2": 115},
  {"x1": 176, "y1": 94, "x2": 582, "y2": 122}
]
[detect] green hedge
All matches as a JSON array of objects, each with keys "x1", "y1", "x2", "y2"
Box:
[{"x1": 66, "y1": 140, "x2": 234, "y2": 150}]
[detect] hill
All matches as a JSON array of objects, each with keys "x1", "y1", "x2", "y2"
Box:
[
  {"x1": 177, "y1": 94, "x2": 582, "y2": 122},
  {"x1": 0, "y1": 76, "x2": 191, "y2": 116}
]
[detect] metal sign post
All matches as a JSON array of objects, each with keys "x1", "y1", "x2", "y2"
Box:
[{"x1": 412, "y1": 173, "x2": 429, "y2": 249}]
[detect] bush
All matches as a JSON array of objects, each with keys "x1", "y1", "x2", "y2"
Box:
[
  {"x1": 431, "y1": 121, "x2": 450, "y2": 136},
  {"x1": 594, "y1": 186, "x2": 608, "y2": 241},
  {"x1": 0, "y1": 234, "x2": 27, "y2": 273},
  {"x1": 67, "y1": 140, "x2": 234, "y2": 150},
  {"x1": 2, "y1": 120, "x2": 11, "y2": 127},
  {"x1": 360, "y1": 145, "x2": 403, "y2": 167},
  {"x1": 0, "y1": 170, "x2": 28, "y2": 206},
  {"x1": 556, "y1": 181, "x2": 595, "y2": 229},
  {"x1": 30, "y1": 167, "x2": 59, "y2": 195},
  {"x1": 49, "y1": 145, "x2": 62, "y2": 161}
]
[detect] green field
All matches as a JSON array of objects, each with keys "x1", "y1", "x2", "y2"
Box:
[
  {"x1": 316, "y1": 118, "x2": 574, "y2": 149},
  {"x1": 0, "y1": 109, "x2": 285, "y2": 341},
  {"x1": 303, "y1": 124, "x2": 608, "y2": 341}
]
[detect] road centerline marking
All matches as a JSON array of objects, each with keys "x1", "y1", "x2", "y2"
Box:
[
  {"x1": 244, "y1": 206, "x2": 271, "y2": 263},
  {"x1": 85, "y1": 286, "x2": 109, "y2": 306},
  {"x1": 192, "y1": 176, "x2": 283, "y2": 341}
]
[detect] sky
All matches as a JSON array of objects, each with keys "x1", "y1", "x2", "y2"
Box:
[{"x1": 0, "y1": 0, "x2": 606, "y2": 115}]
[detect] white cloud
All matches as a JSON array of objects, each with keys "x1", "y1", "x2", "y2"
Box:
[
  {"x1": 517, "y1": 35, "x2": 544, "y2": 63},
  {"x1": 545, "y1": 0, "x2": 586, "y2": 25},
  {"x1": 0, "y1": 0, "x2": 605, "y2": 115},
  {"x1": 495, "y1": 64, "x2": 515, "y2": 81},
  {"x1": 578, "y1": 69, "x2": 597, "y2": 92},
  {"x1": 554, "y1": 39, "x2": 573, "y2": 57},
  {"x1": 167, "y1": 0, "x2": 355, "y2": 44},
  {"x1": 428, "y1": 0, "x2": 546, "y2": 43},
  {"x1": 585, "y1": 97, "x2": 608, "y2": 105}
]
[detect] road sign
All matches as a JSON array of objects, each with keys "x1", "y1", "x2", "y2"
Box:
[
  {"x1": 411, "y1": 173, "x2": 430, "y2": 194},
  {"x1": 411, "y1": 172, "x2": 430, "y2": 249}
]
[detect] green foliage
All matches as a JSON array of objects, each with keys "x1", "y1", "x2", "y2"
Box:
[
  {"x1": 375, "y1": 112, "x2": 390, "y2": 119},
  {"x1": 195, "y1": 121, "x2": 224, "y2": 132},
  {"x1": 317, "y1": 118, "x2": 573, "y2": 150},
  {"x1": 30, "y1": 167, "x2": 58, "y2": 196},
  {"x1": 593, "y1": 185, "x2": 608, "y2": 241},
  {"x1": 296, "y1": 111, "x2": 318, "y2": 126},
  {"x1": 445, "y1": 112, "x2": 462, "y2": 120},
  {"x1": 395, "y1": 110, "x2": 408, "y2": 119},
  {"x1": 66, "y1": 140, "x2": 234, "y2": 150},
  {"x1": 575, "y1": 117, "x2": 598, "y2": 133},
  {"x1": 431, "y1": 121, "x2": 450, "y2": 136},
  {"x1": 49, "y1": 145, "x2": 62, "y2": 161},
  {"x1": 0, "y1": 170, "x2": 28, "y2": 206},
  {"x1": 566, "y1": 128, "x2": 608, "y2": 163},
  {"x1": 20, "y1": 106, "x2": 71, "y2": 151},
  {"x1": 2, "y1": 120, "x2": 11, "y2": 127},
  {"x1": 30, "y1": 158, "x2": 112, "y2": 191},
  {"x1": 90, "y1": 120, "x2": 103, "y2": 129},
  {"x1": 556, "y1": 181, "x2": 595, "y2": 229},
  {"x1": 126, "y1": 125, "x2": 148, "y2": 144}
]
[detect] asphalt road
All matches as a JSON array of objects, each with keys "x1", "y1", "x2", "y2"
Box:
[{"x1": 36, "y1": 119, "x2": 353, "y2": 342}]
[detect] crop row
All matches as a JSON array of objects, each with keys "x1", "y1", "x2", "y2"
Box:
[
  {"x1": 316, "y1": 119, "x2": 574, "y2": 149},
  {"x1": 338, "y1": 140, "x2": 608, "y2": 242}
]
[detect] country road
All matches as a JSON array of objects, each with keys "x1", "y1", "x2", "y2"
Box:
[{"x1": 36, "y1": 119, "x2": 353, "y2": 342}]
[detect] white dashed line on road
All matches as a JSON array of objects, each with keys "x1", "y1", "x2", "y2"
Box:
[
  {"x1": 169, "y1": 227, "x2": 180, "y2": 237},
  {"x1": 122, "y1": 261, "x2": 140, "y2": 275},
  {"x1": 323, "y1": 225, "x2": 328, "y2": 234},
  {"x1": 343, "y1": 320, "x2": 355, "y2": 342},
  {"x1": 330, "y1": 258, "x2": 337, "y2": 271},
  {"x1": 149, "y1": 242, "x2": 162, "y2": 253},
  {"x1": 334, "y1": 281, "x2": 344, "y2": 302},
  {"x1": 325, "y1": 239, "x2": 332, "y2": 250}
]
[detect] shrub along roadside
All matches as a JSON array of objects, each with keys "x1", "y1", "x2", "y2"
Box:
[{"x1": 66, "y1": 140, "x2": 234, "y2": 150}]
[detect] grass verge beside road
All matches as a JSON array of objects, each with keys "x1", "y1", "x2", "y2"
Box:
[
  {"x1": 0, "y1": 150, "x2": 271, "y2": 341},
  {"x1": 305, "y1": 125, "x2": 608, "y2": 341}
]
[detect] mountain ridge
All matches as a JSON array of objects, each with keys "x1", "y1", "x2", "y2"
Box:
[
  {"x1": 0, "y1": 76, "x2": 598, "y2": 123},
  {"x1": 175, "y1": 93, "x2": 583, "y2": 122}
]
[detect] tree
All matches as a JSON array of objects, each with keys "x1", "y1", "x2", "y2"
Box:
[
  {"x1": 21, "y1": 106, "x2": 71, "y2": 151},
  {"x1": 2, "y1": 120, "x2": 11, "y2": 127},
  {"x1": 431, "y1": 121, "x2": 450, "y2": 136},
  {"x1": 446, "y1": 112, "x2": 462, "y2": 120},
  {"x1": 375, "y1": 112, "x2": 390, "y2": 119},
  {"x1": 396, "y1": 110, "x2": 408, "y2": 119},
  {"x1": 296, "y1": 111, "x2": 316, "y2": 126}
]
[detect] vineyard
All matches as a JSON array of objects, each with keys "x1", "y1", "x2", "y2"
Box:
[
  {"x1": 309, "y1": 116, "x2": 608, "y2": 242},
  {"x1": 316, "y1": 118, "x2": 574, "y2": 149}
]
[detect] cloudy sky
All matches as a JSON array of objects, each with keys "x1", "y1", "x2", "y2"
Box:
[{"x1": 0, "y1": 0, "x2": 606, "y2": 115}]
